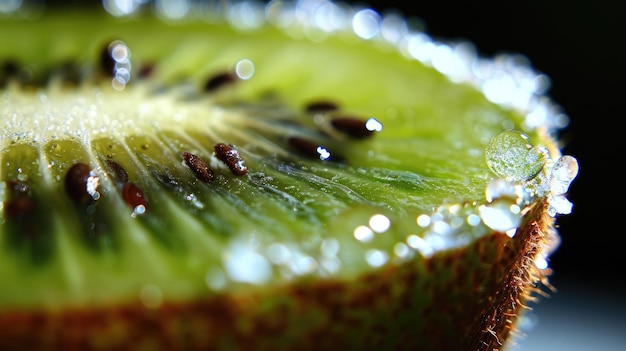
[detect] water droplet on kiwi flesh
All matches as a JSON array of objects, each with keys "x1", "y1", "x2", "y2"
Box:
[{"x1": 485, "y1": 130, "x2": 547, "y2": 182}]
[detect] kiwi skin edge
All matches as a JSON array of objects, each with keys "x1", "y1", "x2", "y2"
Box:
[
  {"x1": 0, "y1": 199, "x2": 553, "y2": 350},
  {"x1": 0, "y1": 2, "x2": 576, "y2": 351}
]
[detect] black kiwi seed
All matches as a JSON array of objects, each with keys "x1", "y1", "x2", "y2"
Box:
[
  {"x1": 204, "y1": 72, "x2": 239, "y2": 92},
  {"x1": 100, "y1": 41, "x2": 117, "y2": 77},
  {"x1": 1, "y1": 60, "x2": 20, "y2": 85},
  {"x1": 214, "y1": 143, "x2": 248, "y2": 176},
  {"x1": 52, "y1": 60, "x2": 82, "y2": 86},
  {"x1": 104, "y1": 159, "x2": 129, "y2": 185},
  {"x1": 4, "y1": 181, "x2": 34, "y2": 220},
  {"x1": 305, "y1": 100, "x2": 340, "y2": 113},
  {"x1": 4, "y1": 197, "x2": 35, "y2": 220},
  {"x1": 182, "y1": 151, "x2": 215, "y2": 183},
  {"x1": 3, "y1": 179, "x2": 48, "y2": 261},
  {"x1": 1, "y1": 60, "x2": 19, "y2": 76},
  {"x1": 103, "y1": 159, "x2": 147, "y2": 212},
  {"x1": 65, "y1": 163, "x2": 100, "y2": 206},
  {"x1": 287, "y1": 136, "x2": 334, "y2": 161},
  {"x1": 330, "y1": 116, "x2": 382, "y2": 139},
  {"x1": 137, "y1": 62, "x2": 155, "y2": 79}
]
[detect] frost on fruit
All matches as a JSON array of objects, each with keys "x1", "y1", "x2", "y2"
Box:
[
  {"x1": 547, "y1": 155, "x2": 578, "y2": 216},
  {"x1": 484, "y1": 130, "x2": 579, "y2": 219}
]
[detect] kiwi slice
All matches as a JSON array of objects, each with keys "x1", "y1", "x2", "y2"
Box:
[{"x1": 0, "y1": 1, "x2": 578, "y2": 350}]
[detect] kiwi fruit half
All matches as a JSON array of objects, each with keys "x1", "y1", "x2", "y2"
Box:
[{"x1": 0, "y1": 1, "x2": 579, "y2": 350}]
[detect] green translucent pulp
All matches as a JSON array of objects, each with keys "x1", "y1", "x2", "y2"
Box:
[{"x1": 0, "y1": 11, "x2": 533, "y2": 310}]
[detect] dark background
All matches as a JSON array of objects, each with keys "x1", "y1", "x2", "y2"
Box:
[{"x1": 362, "y1": 0, "x2": 624, "y2": 349}]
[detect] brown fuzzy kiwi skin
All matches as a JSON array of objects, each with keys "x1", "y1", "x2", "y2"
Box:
[
  {"x1": 0, "y1": 199, "x2": 553, "y2": 351},
  {"x1": 463, "y1": 199, "x2": 554, "y2": 351}
]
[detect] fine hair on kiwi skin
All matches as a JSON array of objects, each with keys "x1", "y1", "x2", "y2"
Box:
[{"x1": 0, "y1": 1, "x2": 578, "y2": 350}]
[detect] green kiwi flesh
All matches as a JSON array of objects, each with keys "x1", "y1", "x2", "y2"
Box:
[{"x1": 0, "y1": 3, "x2": 578, "y2": 350}]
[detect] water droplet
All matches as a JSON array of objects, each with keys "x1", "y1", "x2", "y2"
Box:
[
  {"x1": 549, "y1": 155, "x2": 579, "y2": 195},
  {"x1": 432, "y1": 219, "x2": 452, "y2": 235},
  {"x1": 485, "y1": 130, "x2": 546, "y2": 181},
  {"x1": 205, "y1": 267, "x2": 227, "y2": 291},
  {"x1": 467, "y1": 214, "x2": 481, "y2": 226},
  {"x1": 87, "y1": 175, "x2": 100, "y2": 200},
  {"x1": 267, "y1": 243, "x2": 291, "y2": 264},
  {"x1": 479, "y1": 199, "x2": 522, "y2": 233},
  {"x1": 393, "y1": 242, "x2": 411, "y2": 258},
  {"x1": 139, "y1": 284, "x2": 163, "y2": 309},
  {"x1": 548, "y1": 194, "x2": 573, "y2": 216},
  {"x1": 321, "y1": 238, "x2": 340, "y2": 257},
  {"x1": 352, "y1": 8, "x2": 380, "y2": 40},
  {"x1": 227, "y1": 0, "x2": 265, "y2": 30},
  {"x1": 235, "y1": 58, "x2": 255, "y2": 80},
  {"x1": 155, "y1": 0, "x2": 191, "y2": 19},
  {"x1": 450, "y1": 216, "x2": 464, "y2": 229},
  {"x1": 365, "y1": 117, "x2": 383, "y2": 132},
  {"x1": 102, "y1": 40, "x2": 132, "y2": 90},
  {"x1": 485, "y1": 178, "x2": 517, "y2": 202},
  {"x1": 316, "y1": 146, "x2": 331, "y2": 160},
  {"x1": 293, "y1": 255, "x2": 318, "y2": 275},
  {"x1": 0, "y1": 0, "x2": 23, "y2": 14},
  {"x1": 132, "y1": 204, "x2": 146, "y2": 217},
  {"x1": 369, "y1": 213, "x2": 390, "y2": 233},
  {"x1": 103, "y1": 0, "x2": 141, "y2": 16},
  {"x1": 353, "y1": 225, "x2": 374, "y2": 242},
  {"x1": 224, "y1": 243, "x2": 272, "y2": 284},
  {"x1": 65, "y1": 163, "x2": 100, "y2": 205},
  {"x1": 380, "y1": 12, "x2": 408, "y2": 44},
  {"x1": 416, "y1": 214, "x2": 431, "y2": 227},
  {"x1": 534, "y1": 256, "x2": 548, "y2": 270},
  {"x1": 321, "y1": 257, "x2": 341, "y2": 274},
  {"x1": 406, "y1": 234, "x2": 434, "y2": 258},
  {"x1": 365, "y1": 249, "x2": 388, "y2": 267},
  {"x1": 287, "y1": 136, "x2": 335, "y2": 161}
]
